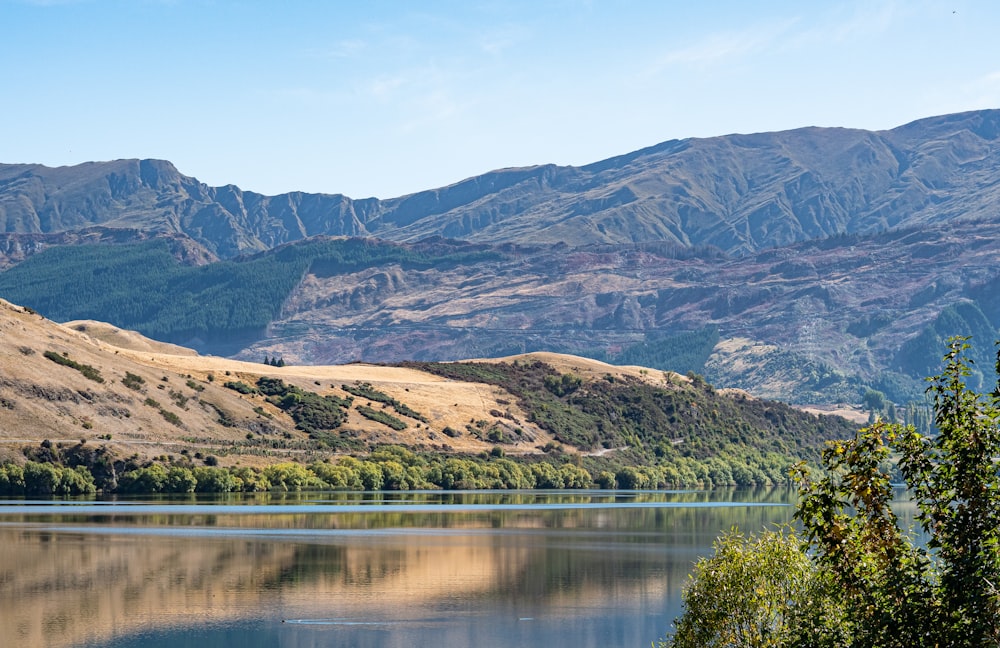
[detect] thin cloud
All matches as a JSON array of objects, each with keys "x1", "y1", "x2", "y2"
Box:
[
  {"x1": 786, "y1": 0, "x2": 902, "y2": 49},
  {"x1": 476, "y1": 23, "x2": 531, "y2": 57},
  {"x1": 644, "y1": 17, "x2": 799, "y2": 74},
  {"x1": 367, "y1": 75, "x2": 407, "y2": 101},
  {"x1": 305, "y1": 39, "x2": 368, "y2": 60}
]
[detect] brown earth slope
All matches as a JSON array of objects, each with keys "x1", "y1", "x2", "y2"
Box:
[{"x1": 0, "y1": 298, "x2": 603, "y2": 464}]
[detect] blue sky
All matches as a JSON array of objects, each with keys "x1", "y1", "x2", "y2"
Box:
[{"x1": 4, "y1": 0, "x2": 999, "y2": 199}]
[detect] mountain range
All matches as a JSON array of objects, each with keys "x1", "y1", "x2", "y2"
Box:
[{"x1": 3, "y1": 109, "x2": 1000, "y2": 405}]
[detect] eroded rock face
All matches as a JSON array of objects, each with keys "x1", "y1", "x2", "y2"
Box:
[{"x1": 225, "y1": 217, "x2": 998, "y2": 404}]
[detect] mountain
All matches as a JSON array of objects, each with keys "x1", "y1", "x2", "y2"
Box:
[
  {"x1": 1, "y1": 219, "x2": 995, "y2": 405},
  {"x1": 2, "y1": 109, "x2": 1000, "y2": 405},
  {"x1": 4, "y1": 109, "x2": 1000, "y2": 259}
]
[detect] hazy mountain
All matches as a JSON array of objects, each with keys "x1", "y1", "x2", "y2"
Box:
[{"x1": 4, "y1": 109, "x2": 1000, "y2": 259}]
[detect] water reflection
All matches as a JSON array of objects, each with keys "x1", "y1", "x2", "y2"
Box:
[{"x1": 0, "y1": 488, "x2": 797, "y2": 648}]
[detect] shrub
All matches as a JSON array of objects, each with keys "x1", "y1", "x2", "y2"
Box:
[
  {"x1": 43, "y1": 350, "x2": 104, "y2": 383},
  {"x1": 356, "y1": 405, "x2": 407, "y2": 430},
  {"x1": 661, "y1": 528, "x2": 839, "y2": 648},
  {"x1": 122, "y1": 372, "x2": 145, "y2": 390},
  {"x1": 224, "y1": 380, "x2": 258, "y2": 395}
]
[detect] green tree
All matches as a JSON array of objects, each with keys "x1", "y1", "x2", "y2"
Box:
[
  {"x1": 192, "y1": 466, "x2": 239, "y2": 493},
  {"x1": 165, "y1": 466, "x2": 197, "y2": 493},
  {"x1": 58, "y1": 465, "x2": 97, "y2": 495},
  {"x1": 664, "y1": 338, "x2": 1000, "y2": 648},
  {"x1": 661, "y1": 527, "x2": 840, "y2": 648},
  {"x1": 23, "y1": 461, "x2": 62, "y2": 495},
  {"x1": 379, "y1": 460, "x2": 410, "y2": 490},
  {"x1": 861, "y1": 388, "x2": 887, "y2": 417},
  {"x1": 356, "y1": 461, "x2": 385, "y2": 491},
  {"x1": 795, "y1": 337, "x2": 1000, "y2": 647},
  {"x1": 309, "y1": 462, "x2": 361, "y2": 490},
  {"x1": 231, "y1": 466, "x2": 271, "y2": 492},
  {"x1": 118, "y1": 464, "x2": 168, "y2": 493},
  {"x1": 263, "y1": 462, "x2": 325, "y2": 491}
]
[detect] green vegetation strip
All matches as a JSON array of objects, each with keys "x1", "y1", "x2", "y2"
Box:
[
  {"x1": 43, "y1": 350, "x2": 104, "y2": 383},
  {"x1": 356, "y1": 406, "x2": 407, "y2": 430},
  {"x1": 343, "y1": 382, "x2": 428, "y2": 422}
]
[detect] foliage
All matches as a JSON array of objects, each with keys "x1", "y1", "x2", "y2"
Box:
[
  {"x1": 9, "y1": 461, "x2": 98, "y2": 496},
  {"x1": 356, "y1": 405, "x2": 408, "y2": 430},
  {"x1": 663, "y1": 338, "x2": 1000, "y2": 647},
  {"x1": 794, "y1": 337, "x2": 1000, "y2": 647},
  {"x1": 224, "y1": 380, "x2": 258, "y2": 395},
  {"x1": 159, "y1": 408, "x2": 183, "y2": 427},
  {"x1": 122, "y1": 371, "x2": 146, "y2": 390},
  {"x1": 192, "y1": 466, "x2": 238, "y2": 492},
  {"x1": 263, "y1": 462, "x2": 326, "y2": 491},
  {"x1": 406, "y1": 359, "x2": 856, "y2": 475},
  {"x1": 256, "y1": 377, "x2": 350, "y2": 437},
  {"x1": 595, "y1": 326, "x2": 720, "y2": 376},
  {"x1": 118, "y1": 464, "x2": 169, "y2": 494},
  {"x1": 662, "y1": 527, "x2": 842, "y2": 648},
  {"x1": 43, "y1": 350, "x2": 104, "y2": 383},
  {"x1": 543, "y1": 372, "x2": 582, "y2": 396},
  {"x1": 342, "y1": 382, "x2": 428, "y2": 422}
]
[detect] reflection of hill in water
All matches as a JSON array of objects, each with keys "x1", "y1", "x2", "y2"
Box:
[{"x1": 1, "y1": 492, "x2": 798, "y2": 647}]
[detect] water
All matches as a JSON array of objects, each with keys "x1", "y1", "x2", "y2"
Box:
[{"x1": 0, "y1": 488, "x2": 798, "y2": 648}]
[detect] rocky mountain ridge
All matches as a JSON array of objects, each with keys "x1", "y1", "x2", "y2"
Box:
[{"x1": 4, "y1": 109, "x2": 1000, "y2": 259}]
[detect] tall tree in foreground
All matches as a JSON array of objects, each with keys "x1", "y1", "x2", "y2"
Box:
[
  {"x1": 664, "y1": 337, "x2": 1000, "y2": 647},
  {"x1": 795, "y1": 336, "x2": 1000, "y2": 647}
]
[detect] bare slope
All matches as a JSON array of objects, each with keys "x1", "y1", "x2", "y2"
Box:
[{"x1": 0, "y1": 299, "x2": 565, "y2": 463}]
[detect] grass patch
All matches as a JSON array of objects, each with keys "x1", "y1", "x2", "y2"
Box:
[{"x1": 122, "y1": 372, "x2": 145, "y2": 390}]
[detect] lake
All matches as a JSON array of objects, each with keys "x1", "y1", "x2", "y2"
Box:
[{"x1": 0, "y1": 488, "x2": 799, "y2": 648}]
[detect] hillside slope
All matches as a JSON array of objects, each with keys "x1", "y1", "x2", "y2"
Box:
[
  {"x1": 0, "y1": 299, "x2": 857, "y2": 480},
  {"x1": 0, "y1": 297, "x2": 555, "y2": 463},
  {"x1": 2, "y1": 220, "x2": 995, "y2": 405}
]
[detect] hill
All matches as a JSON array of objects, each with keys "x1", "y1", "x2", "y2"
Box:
[{"x1": 0, "y1": 299, "x2": 858, "y2": 492}]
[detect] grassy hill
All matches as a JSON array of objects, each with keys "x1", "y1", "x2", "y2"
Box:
[{"x1": 0, "y1": 299, "x2": 858, "y2": 493}]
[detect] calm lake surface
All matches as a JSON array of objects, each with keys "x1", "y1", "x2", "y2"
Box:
[{"x1": 0, "y1": 488, "x2": 799, "y2": 648}]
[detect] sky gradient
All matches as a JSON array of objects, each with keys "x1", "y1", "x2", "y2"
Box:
[{"x1": 4, "y1": 0, "x2": 1000, "y2": 199}]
